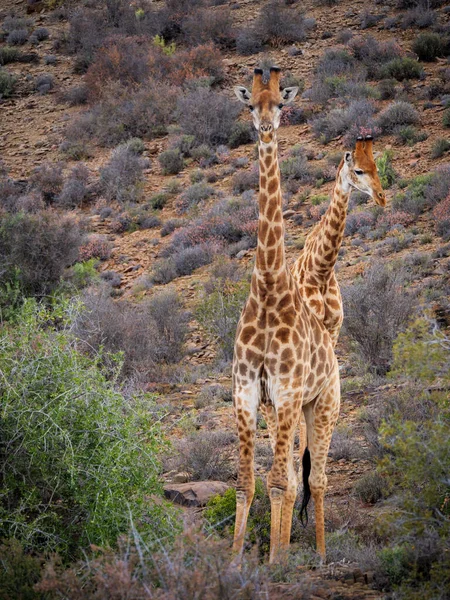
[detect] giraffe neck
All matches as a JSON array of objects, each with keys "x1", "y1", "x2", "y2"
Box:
[
  {"x1": 308, "y1": 160, "x2": 350, "y2": 280},
  {"x1": 255, "y1": 138, "x2": 286, "y2": 280}
]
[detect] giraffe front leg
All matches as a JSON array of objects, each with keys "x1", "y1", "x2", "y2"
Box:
[
  {"x1": 267, "y1": 396, "x2": 301, "y2": 563},
  {"x1": 303, "y1": 367, "x2": 340, "y2": 562},
  {"x1": 232, "y1": 387, "x2": 258, "y2": 558}
]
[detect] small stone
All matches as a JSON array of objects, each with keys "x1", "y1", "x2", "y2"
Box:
[{"x1": 163, "y1": 481, "x2": 229, "y2": 507}]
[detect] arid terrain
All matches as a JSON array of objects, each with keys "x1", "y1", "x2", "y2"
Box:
[{"x1": 1, "y1": 0, "x2": 449, "y2": 598}]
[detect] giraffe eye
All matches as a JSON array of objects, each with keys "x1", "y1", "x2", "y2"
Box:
[
  {"x1": 354, "y1": 169, "x2": 364, "y2": 175},
  {"x1": 278, "y1": 103, "x2": 284, "y2": 109},
  {"x1": 249, "y1": 105, "x2": 254, "y2": 112}
]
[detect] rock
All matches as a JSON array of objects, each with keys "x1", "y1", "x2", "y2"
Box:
[
  {"x1": 236, "y1": 249, "x2": 248, "y2": 259},
  {"x1": 164, "y1": 481, "x2": 229, "y2": 507},
  {"x1": 172, "y1": 472, "x2": 191, "y2": 483},
  {"x1": 283, "y1": 209, "x2": 296, "y2": 219}
]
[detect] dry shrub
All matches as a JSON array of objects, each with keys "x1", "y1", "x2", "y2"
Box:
[
  {"x1": 58, "y1": 163, "x2": 90, "y2": 208},
  {"x1": 182, "y1": 7, "x2": 234, "y2": 48},
  {"x1": 66, "y1": 7, "x2": 108, "y2": 71},
  {"x1": 37, "y1": 531, "x2": 267, "y2": 600},
  {"x1": 84, "y1": 36, "x2": 150, "y2": 101},
  {"x1": 375, "y1": 101, "x2": 419, "y2": 134},
  {"x1": 74, "y1": 286, "x2": 188, "y2": 379},
  {"x1": 165, "y1": 431, "x2": 235, "y2": 481},
  {"x1": 66, "y1": 81, "x2": 180, "y2": 147},
  {"x1": 256, "y1": 0, "x2": 313, "y2": 46},
  {"x1": 177, "y1": 88, "x2": 241, "y2": 147},
  {"x1": 348, "y1": 35, "x2": 403, "y2": 79},
  {"x1": 0, "y1": 209, "x2": 82, "y2": 296},
  {"x1": 353, "y1": 472, "x2": 387, "y2": 504},
  {"x1": 30, "y1": 161, "x2": 64, "y2": 203},
  {"x1": 311, "y1": 99, "x2": 376, "y2": 144},
  {"x1": 342, "y1": 261, "x2": 416, "y2": 375},
  {"x1": 79, "y1": 235, "x2": 112, "y2": 261},
  {"x1": 433, "y1": 193, "x2": 450, "y2": 240},
  {"x1": 100, "y1": 143, "x2": 148, "y2": 204}
]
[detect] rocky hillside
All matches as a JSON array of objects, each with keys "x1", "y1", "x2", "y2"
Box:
[{"x1": 1, "y1": 0, "x2": 449, "y2": 598}]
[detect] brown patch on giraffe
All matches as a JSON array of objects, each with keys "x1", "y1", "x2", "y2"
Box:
[
  {"x1": 257, "y1": 248, "x2": 266, "y2": 270},
  {"x1": 260, "y1": 220, "x2": 269, "y2": 240},
  {"x1": 310, "y1": 299, "x2": 322, "y2": 312},
  {"x1": 277, "y1": 293, "x2": 291, "y2": 311},
  {"x1": 282, "y1": 310, "x2": 295, "y2": 327},
  {"x1": 275, "y1": 327, "x2": 290, "y2": 343},
  {"x1": 253, "y1": 333, "x2": 265, "y2": 349},
  {"x1": 266, "y1": 249, "x2": 277, "y2": 267},
  {"x1": 273, "y1": 225, "x2": 282, "y2": 237},
  {"x1": 268, "y1": 178, "x2": 277, "y2": 195},
  {"x1": 281, "y1": 348, "x2": 293, "y2": 362},
  {"x1": 328, "y1": 298, "x2": 340, "y2": 310},
  {"x1": 294, "y1": 363, "x2": 303, "y2": 378},
  {"x1": 266, "y1": 229, "x2": 276, "y2": 247},
  {"x1": 246, "y1": 348, "x2": 261, "y2": 368},
  {"x1": 267, "y1": 165, "x2": 276, "y2": 178},
  {"x1": 265, "y1": 155, "x2": 271, "y2": 168},
  {"x1": 241, "y1": 326, "x2": 256, "y2": 345},
  {"x1": 268, "y1": 312, "x2": 281, "y2": 328}
]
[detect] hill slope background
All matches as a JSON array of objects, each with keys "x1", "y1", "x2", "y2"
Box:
[{"x1": 0, "y1": 0, "x2": 449, "y2": 598}]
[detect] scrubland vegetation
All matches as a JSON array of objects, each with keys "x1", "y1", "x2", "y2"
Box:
[{"x1": 1, "y1": 0, "x2": 450, "y2": 597}]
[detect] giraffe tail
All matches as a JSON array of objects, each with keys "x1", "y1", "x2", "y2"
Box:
[{"x1": 299, "y1": 447, "x2": 311, "y2": 527}]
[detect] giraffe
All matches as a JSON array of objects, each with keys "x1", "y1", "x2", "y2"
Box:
[
  {"x1": 291, "y1": 136, "x2": 386, "y2": 348},
  {"x1": 291, "y1": 137, "x2": 386, "y2": 462},
  {"x1": 232, "y1": 67, "x2": 339, "y2": 564}
]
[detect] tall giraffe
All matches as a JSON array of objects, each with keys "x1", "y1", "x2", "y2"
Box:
[
  {"x1": 291, "y1": 136, "x2": 386, "y2": 347},
  {"x1": 232, "y1": 67, "x2": 338, "y2": 563}
]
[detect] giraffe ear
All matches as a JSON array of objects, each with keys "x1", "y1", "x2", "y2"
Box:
[
  {"x1": 234, "y1": 86, "x2": 252, "y2": 105},
  {"x1": 344, "y1": 151, "x2": 353, "y2": 165},
  {"x1": 281, "y1": 86, "x2": 299, "y2": 105}
]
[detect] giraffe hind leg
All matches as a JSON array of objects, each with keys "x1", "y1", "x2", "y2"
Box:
[{"x1": 302, "y1": 365, "x2": 340, "y2": 561}]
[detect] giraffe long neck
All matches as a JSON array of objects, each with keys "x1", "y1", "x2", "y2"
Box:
[
  {"x1": 306, "y1": 160, "x2": 350, "y2": 280},
  {"x1": 255, "y1": 139, "x2": 286, "y2": 280}
]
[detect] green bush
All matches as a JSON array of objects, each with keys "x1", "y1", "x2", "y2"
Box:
[
  {"x1": 205, "y1": 478, "x2": 272, "y2": 554},
  {"x1": 431, "y1": 138, "x2": 450, "y2": 159},
  {"x1": 380, "y1": 57, "x2": 424, "y2": 81},
  {"x1": 0, "y1": 68, "x2": 17, "y2": 97},
  {"x1": 0, "y1": 299, "x2": 178, "y2": 560},
  {"x1": 395, "y1": 125, "x2": 427, "y2": 146},
  {"x1": 374, "y1": 319, "x2": 450, "y2": 596},
  {"x1": 0, "y1": 539, "x2": 44, "y2": 600},
  {"x1": 376, "y1": 150, "x2": 397, "y2": 188},
  {"x1": 149, "y1": 191, "x2": 170, "y2": 209},
  {"x1": 158, "y1": 148, "x2": 184, "y2": 175},
  {"x1": 443, "y1": 109, "x2": 450, "y2": 128},
  {"x1": 0, "y1": 46, "x2": 20, "y2": 65},
  {"x1": 353, "y1": 472, "x2": 387, "y2": 504},
  {"x1": 196, "y1": 280, "x2": 249, "y2": 361},
  {"x1": 412, "y1": 32, "x2": 444, "y2": 61}
]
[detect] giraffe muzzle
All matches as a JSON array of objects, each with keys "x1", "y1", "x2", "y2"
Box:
[
  {"x1": 259, "y1": 123, "x2": 274, "y2": 143},
  {"x1": 376, "y1": 190, "x2": 387, "y2": 207}
]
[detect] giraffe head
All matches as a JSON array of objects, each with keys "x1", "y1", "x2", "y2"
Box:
[
  {"x1": 342, "y1": 136, "x2": 386, "y2": 207},
  {"x1": 233, "y1": 67, "x2": 299, "y2": 144}
]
